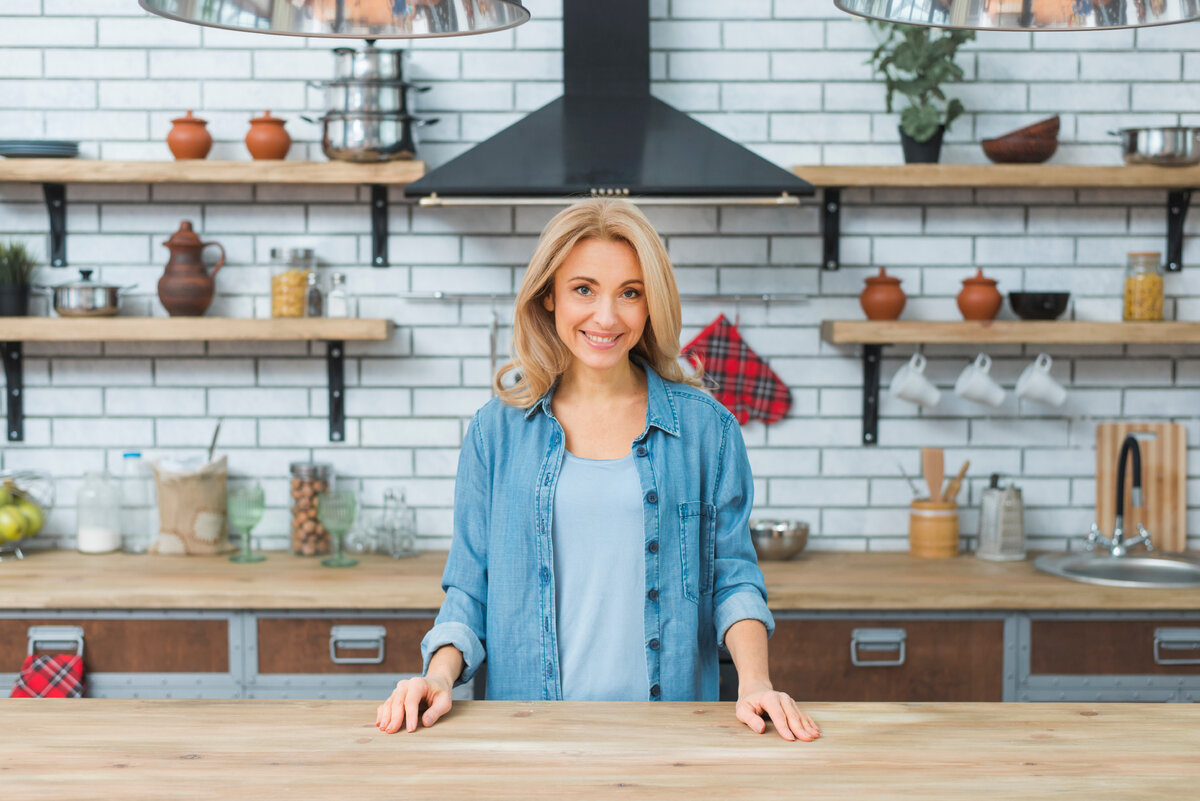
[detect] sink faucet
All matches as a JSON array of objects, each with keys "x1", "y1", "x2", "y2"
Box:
[{"x1": 1087, "y1": 434, "x2": 1154, "y2": 557}]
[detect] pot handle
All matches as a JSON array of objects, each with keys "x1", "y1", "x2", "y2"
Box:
[
  {"x1": 306, "y1": 80, "x2": 326, "y2": 90},
  {"x1": 413, "y1": 117, "x2": 441, "y2": 127},
  {"x1": 202, "y1": 242, "x2": 226, "y2": 278},
  {"x1": 300, "y1": 114, "x2": 322, "y2": 125},
  {"x1": 414, "y1": 85, "x2": 432, "y2": 93}
]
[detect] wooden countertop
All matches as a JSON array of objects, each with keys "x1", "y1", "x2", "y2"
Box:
[
  {"x1": 3, "y1": 699, "x2": 1198, "y2": 800},
  {"x1": 5, "y1": 550, "x2": 1200, "y2": 611}
]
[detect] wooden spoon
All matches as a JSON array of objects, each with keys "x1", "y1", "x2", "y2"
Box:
[
  {"x1": 943, "y1": 460, "x2": 970, "y2": 502},
  {"x1": 921, "y1": 448, "x2": 944, "y2": 502}
]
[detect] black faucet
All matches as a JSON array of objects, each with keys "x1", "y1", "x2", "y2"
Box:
[{"x1": 1088, "y1": 434, "x2": 1154, "y2": 556}]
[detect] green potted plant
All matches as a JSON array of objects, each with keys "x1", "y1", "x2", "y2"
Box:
[
  {"x1": 866, "y1": 22, "x2": 975, "y2": 164},
  {"x1": 0, "y1": 241, "x2": 38, "y2": 316}
]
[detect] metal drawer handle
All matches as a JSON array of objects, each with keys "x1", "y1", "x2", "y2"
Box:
[
  {"x1": 850, "y1": 627, "x2": 906, "y2": 667},
  {"x1": 329, "y1": 625, "x2": 387, "y2": 665},
  {"x1": 1154, "y1": 627, "x2": 1200, "y2": 666},
  {"x1": 27, "y1": 625, "x2": 84, "y2": 657}
]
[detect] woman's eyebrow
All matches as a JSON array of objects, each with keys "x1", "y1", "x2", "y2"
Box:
[{"x1": 566, "y1": 276, "x2": 644, "y2": 287}]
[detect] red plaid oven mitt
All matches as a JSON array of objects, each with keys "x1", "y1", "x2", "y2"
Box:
[
  {"x1": 682, "y1": 314, "x2": 792, "y2": 425},
  {"x1": 10, "y1": 654, "x2": 85, "y2": 698}
]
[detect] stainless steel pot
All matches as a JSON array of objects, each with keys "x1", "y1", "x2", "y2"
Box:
[
  {"x1": 39, "y1": 269, "x2": 135, "y2": 317},
  {"x1": 1114, "y1": 127, "x2": 1200, "y2": 167},
  {"x1": 749, "y1": 519, "x2": 809, "y2": 561},
  {"x1": 308, "y1": 80, "x2": 430, "y2": 115},
  {"x1": 309, "y1": 113, "x2": 439, "y2": 163},
  {"x1": 332, "y1": 46, "x2": 407, "y2": 82}
]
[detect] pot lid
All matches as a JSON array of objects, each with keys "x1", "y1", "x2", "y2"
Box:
[
  {"x1": 56, "y1": 269, "x2": 120, "y2": 290},
  {"x1": 138, "y1": 0, "x2": 529, "y2": 39},
  {"x1": 865, "y1": 267, "x2": 901, "y2": 285},
  {"x1": 250, "y1": 110, "x2": 286, "y2": 125},
  {"x1": 835, "y1": 0, "x2": 1200, "y2": 31},
  {"x1": 164, "y1": 221, "x2": 203, "y2": 249},
  {"x1": 171, "y1": 109, "x2": 207, "y2": 125},
  {"x1": 962, "y1": 269, "x2": 998, "y2": 286}
]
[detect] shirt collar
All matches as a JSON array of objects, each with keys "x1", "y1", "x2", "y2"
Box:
[{"x1": 523, "y1": 357, "x2": 681, "y2": 438}]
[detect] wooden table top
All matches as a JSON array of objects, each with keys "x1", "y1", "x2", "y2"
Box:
[
  {"x1": 4, "y1": 549, "x2": 1200, "y2": 611},
  {"x1": 2, "y1": 699, "x2": 1198, "y2": 800}
]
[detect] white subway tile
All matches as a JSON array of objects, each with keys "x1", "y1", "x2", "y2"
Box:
[
  {"x1": 150, "y1": 49, "x2": 252, "y2": 79},
  {"x1": 770, "y1": 478, "x2": 867, "y2": 506},
  {"x1": 769, "y1": 113, "x2": 872, "y2": 143},
  {"x1": 669, "y1": 236, "x2": 768, "y2": 265},
  {"x1": 54, "y1": 417, "x2": 153, "y2": 446},
  {"x1": 671, "y1": 0, "x2": 770, "y2": 18},
  {"x1": 0, "y1": 17, "x2": 95, "y2": 47},
  {"x1": 98, "y1": 79, "x2": 199, "y2": 110},
  {"x1": 668, "y1": 52, "x2": 769, "y2": 81},
  {"x1": 209, "y1": 388, "x2": 308, "y2": 416},
  {"x1": 977, "y1": 52, "x2": 1077, "y2": 82},
  {"x1": 462, "y1": 51, "x2": 561, "y2": 81},
  {"x1": 413, "y1": 388, "x2": 493, "y2": 417},
  {"x1": 650, "y1": 21, "x2": 720, "y2": 50},
  {"x1": 259, "y1": 418, "x2": 360, "y2": 447},
  {"x1": 0, "y1": 78, "x2": 96, "y2": 109},
  {"x1": 723, "y1": 20, "x2": 822, "y2": 49},
  {"x1": 360, "y1": 418, "x2": 462, "y2": 447}
]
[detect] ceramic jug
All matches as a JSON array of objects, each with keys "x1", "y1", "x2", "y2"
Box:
[
  {"x1": 166, "y1": 110, "x2": 212, "y2": 160},
  {"x1": 157, "y1": 221, "x2": 224, "y2": 317}
]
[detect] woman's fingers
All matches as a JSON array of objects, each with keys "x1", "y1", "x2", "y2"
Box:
[
  {"x1": 784, "y1": 697, "x2": 821, "y2": 739},
  {"x1": 760, "y1": 694, "x2": 796, "y2": 741},
  {"x1": 423, "y1": 692, "x2": 452, "y2": 727},
  {"x1": 404, "y1": 683, "x2": 424, "y2": 732},
  {"x1": 379, "y1": 680, "x2": 410, "y2": 733},
  {"x1": 735, "y1": 699, "x2": 766, "y2": 734}
]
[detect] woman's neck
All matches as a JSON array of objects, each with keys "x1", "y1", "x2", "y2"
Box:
[{"x1": 556, "y1": 357, "x2": 644, "y2": 406}]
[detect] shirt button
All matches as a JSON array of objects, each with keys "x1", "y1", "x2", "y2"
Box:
[
  {"x1": 645, "y1": 491, "x2": 658, "y2": 504},
  {"x1": 540, "y1": 567, "x2": 550, "y2": 581},
  {"x1": 650, "y1": 684, "x2": 661, "y2": 697},
  {"x1": 647, "y1": 589, "x2": 658, "y2": 601},
  {"x1": 647, "y1": 540, "x2": 658, "y2": 553},
  {"x1": 635, "y1": 446, "x2": 647, "y2": 457},
  {"x1": 649, "y1": 638, "x2": 660, "y2": 650}
]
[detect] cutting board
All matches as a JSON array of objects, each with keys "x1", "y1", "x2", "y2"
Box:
[{"x1": 1095, "y1": 422, "x2": 1187, "y2": 553}]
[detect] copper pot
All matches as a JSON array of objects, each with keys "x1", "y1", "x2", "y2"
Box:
[
  {"x1": 157, "y1": 221, "x2": 224, "y2": 317},
  {"x1": 957, "y1": 269, "x2": 1003, "y2": 321},
  {"x1": 859, "y1": 267, "x2": 906, "y2": 320}
]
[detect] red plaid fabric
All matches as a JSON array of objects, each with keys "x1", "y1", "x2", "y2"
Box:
[
  {"x1": 682, "y1": 314, "x2": 792, "y2": 425},
  {"x1": 10, "y1": 654, "x2": 84, "y2": 698}
]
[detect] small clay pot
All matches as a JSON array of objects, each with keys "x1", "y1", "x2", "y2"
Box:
[
  {"x1": 957, "y1": 269, "x2": 1003, "y2": 321},
  {"x1": 166, "y1": 110, "x2": 212, "y2": 160},
  {"x1": 245, "y1": 111, "x2": 291, "y2": 160},
  {"x1": 859, "y1": 267, "x2": 906, "y2": 320}
]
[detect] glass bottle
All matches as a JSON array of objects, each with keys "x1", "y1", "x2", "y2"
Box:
[
  {"x1": 290, "y1": 461, "x2": 334, "y2": 556},
  {"x1": 383, "y1": 489, "x2": 418, "y2": 559},
  {"x1": 270, "y1": 247, "x2": 306, "y2": 318},
  {"x1": 305, "y1": 270, "x2": 324, "y2": 317},
  {"x1": 326, "y1": 272, "x2": 350, "y2": 318},
  {"x1": 1124, "y1": 251, "x2": 1164, "y2": 321},
  {"x1": 119, "y1": 452, "x2": 156, "y2": 554},
  {"x1": 77, "y1": 471, "x2": 121, "y2": 554}
]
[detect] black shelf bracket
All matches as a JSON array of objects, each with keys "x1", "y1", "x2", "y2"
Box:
[
  {"x1": 822, "y1": 187, "x2": 842, "y2": 271},
  {"x1": 1167, "y1": 189, "x2": 1192, "y2": 273},
  {"x1": 326, "y1": 340, "x2": 346, "y2": 443},
  {"x1": 3, "y1": 342, "x2": 23, "y2": 442},
  {"x1": 861, "y1": 344, "x2": 882, "y2": 446},
  {"x1": 43, "y1": 183, "x2": 67, "y2": 267},
  {"x1": 370, "y1": 184, "x2": 388, "y2": 267}
]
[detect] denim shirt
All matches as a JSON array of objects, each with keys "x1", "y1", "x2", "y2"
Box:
[{"x1": 420, "y1": 358, "x2": 775, "y2": 702}]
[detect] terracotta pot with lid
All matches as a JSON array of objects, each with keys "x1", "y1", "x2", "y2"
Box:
[
  {"x1": 957, "y1": 269, "x2": 1003, "y2": 321},
  {"x1": 245, "y1": 111, "x2": 291, "y2": 160},
  {"x1": 157, "y1": 221, "x2": 224, "y2": 317},
  {"x1": 859, "y1": 267, "x2": 907, "y2": 320},
  {"x1": 166, "y1": 110, "x2": 212, "y2": 160}
]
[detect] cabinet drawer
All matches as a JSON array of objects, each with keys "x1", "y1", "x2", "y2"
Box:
[
  {"x1": 0, "y1": 618, "x2": 228, "y2": 674},
  {"x1": 1031, "y1": 620, "x2": 1200, "y2": 675},
  {"x1": 768, "y1": 619, "x2": 1004, "y2": 702},
  {"x1": 256, "y1": 617, "x2": 432, "y2": 674}
]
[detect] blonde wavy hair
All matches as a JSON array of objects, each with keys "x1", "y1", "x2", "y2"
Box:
[{"x1": 495, "y1": 198, "x2": 702, "y2": 407}]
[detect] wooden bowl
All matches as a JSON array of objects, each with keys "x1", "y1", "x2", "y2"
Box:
[
  {"x1": 1002, "y1": 115, "x2": 1060, "y2": 140},
  {"x1": 982, "y1": 136, "x2": 1059, "y2": 164}
]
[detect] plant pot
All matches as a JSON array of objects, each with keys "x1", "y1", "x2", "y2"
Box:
[
  {"x1": 900, "y1": 125, "x2": 946, "y2": 164},
  {"x1": 0, "y1": 285, "x2": 30, "y2": 316}
]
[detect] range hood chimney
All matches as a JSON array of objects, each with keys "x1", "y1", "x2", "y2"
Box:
[{"x1": 404, "y1": 0, "x2": 813, "y2": 205}]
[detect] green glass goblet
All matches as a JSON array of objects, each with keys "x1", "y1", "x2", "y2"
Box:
[
  {"x1": 228, "y1": 485, "x2": 266, "y2": 564},
  {"x1": 317, "y1": 489, "x2": 358, "y2": 568}
]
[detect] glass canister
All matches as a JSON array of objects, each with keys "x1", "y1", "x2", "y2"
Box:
[
  {"x1": 1124, "y1": 251, "x2": 1164, "y2": 321},
  {"x1": 289, "y1": 461, "x2": 333, "y2": 556},
  {"x1": 271, "y1": 247, "x2": 312, "y2": 318},
  {"x1": 77, "y1": 471, "x2": 122, "y2": 554}
]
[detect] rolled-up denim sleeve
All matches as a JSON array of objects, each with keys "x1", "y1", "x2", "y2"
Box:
[
  {"x1": 711, "y1": 416, "x2": 775, "y2": 648},
  {"x1": 420, "y1": 412, "x2": 489, "y2": 686}
]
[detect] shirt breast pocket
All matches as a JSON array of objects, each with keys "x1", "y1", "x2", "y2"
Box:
[{"x1": 678, "y1": 501, "x2": 716, "y2": 604}]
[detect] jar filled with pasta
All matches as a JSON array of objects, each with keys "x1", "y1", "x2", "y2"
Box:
[
  {"x1": 1124, "y1": 251, "x2": 1164, "y2": 322},
  {"x1": 271, "y1": 247, "x2": 312, "y2": 318}
]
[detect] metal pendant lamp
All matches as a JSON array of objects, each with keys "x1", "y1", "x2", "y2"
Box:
[
  {"x1": 834, "y1": 0, "x2": 1200, "y2": 31},
  {"x1": 139, "y1": 0, "x2": 529, "y2": 39}
]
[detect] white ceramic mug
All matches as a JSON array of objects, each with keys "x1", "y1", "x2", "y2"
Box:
[
  {"x1": 954, "y1": 353, "x2": 1006, "y2": 408},
  {"x1": 1016, "y1": 352, "x2": 1067, "y2": 407},
  {"x1": 889, "y1": 352, "x2": 941, "y2": 407}
]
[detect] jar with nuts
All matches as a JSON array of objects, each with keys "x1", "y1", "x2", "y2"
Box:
[
  {"x1": 289, "y1": 461, "x2": 334, "y2": 556},
  {"x1": 1124, "y1": 251, "x2": 1164, "y2": 322}
]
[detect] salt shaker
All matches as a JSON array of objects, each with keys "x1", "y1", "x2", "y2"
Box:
[{"x1": 304, "y1": 271, "x2": 324, "y2": 317}]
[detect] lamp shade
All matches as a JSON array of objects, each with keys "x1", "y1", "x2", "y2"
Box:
[
  {"x1": 834, "y1": 0, "x2": 1200, "y2": 31},
  {"x1": 139, "y1": 0, "x2": 529, "y2": 39}
]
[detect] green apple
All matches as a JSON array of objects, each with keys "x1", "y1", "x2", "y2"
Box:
[
  {"x1": 0, "y1": 506, "x2": 27, "y2": 542},
  {"x1": 14, "y1": 500, "x2": 43, "y2": 537},
  {"x1": 0, "y1": 484, "x2": 11, "y2": 507}
]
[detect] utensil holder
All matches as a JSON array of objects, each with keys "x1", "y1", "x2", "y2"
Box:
[{"x1": 909, "y1": 499, "x2": 959, "y2": 558}]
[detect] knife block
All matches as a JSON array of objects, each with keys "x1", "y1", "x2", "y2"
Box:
[{"x1": 909, "y1": 500, "x2": 959, "y2": 558}]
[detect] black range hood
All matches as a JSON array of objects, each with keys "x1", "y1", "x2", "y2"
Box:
[{"x1": 403, "y1": 0, "x2": 813, "y2": 204}]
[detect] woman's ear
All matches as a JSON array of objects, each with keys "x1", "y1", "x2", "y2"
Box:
[{"x1": 542, "y1": 292, "x2": 554, "y2": 312}]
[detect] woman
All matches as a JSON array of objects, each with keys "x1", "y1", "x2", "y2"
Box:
[{"x1": 376, "y1": 199, "x2": 819, "y2": 742}]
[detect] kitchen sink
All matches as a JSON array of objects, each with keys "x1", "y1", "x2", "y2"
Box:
[{"x1": 1034, "y1": 551, "x2": 1200, "y2": 588}]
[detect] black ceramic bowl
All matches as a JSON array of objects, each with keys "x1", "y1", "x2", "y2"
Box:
[{"x1": 1009, "y1": 292, "x2": 1070, "y2": 320}]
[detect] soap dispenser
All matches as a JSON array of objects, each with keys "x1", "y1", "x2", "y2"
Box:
[{"x1": 976, "y1": 473, "x2": 1025, "y2": 561}]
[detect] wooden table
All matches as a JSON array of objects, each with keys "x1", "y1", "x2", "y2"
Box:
[{"x1": 2, "y1": 700, "x2": 1198, "y2": 799}]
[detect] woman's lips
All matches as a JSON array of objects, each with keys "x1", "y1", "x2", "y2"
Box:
[{"x1": 581, "y1": 330, "x2": 621, "y2": 349}]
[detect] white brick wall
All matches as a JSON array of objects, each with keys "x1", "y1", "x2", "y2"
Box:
[{"x1": 2, "y1": 6, "x2": 1200, "y2": 551}]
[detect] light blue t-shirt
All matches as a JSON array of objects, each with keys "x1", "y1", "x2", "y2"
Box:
[{"x1": 550, "y1": 449, "x2": 649, "y2": 701}]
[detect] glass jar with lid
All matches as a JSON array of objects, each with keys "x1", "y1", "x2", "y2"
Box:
[
  {"x1": 77, "y1": 471, "x2": 121, "y2": 554},
  {"x1": 1124, "y1": 251, "x2": 1164, "y2": 321},
  {"x1": 289, "y1": 461, "x2": 333, "y2": 555},
  {"x1": 271, "y1": 247, "x2": 314, "y2": 318}
]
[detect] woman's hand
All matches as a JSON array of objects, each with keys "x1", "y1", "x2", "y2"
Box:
[
  {"x1": 376, "y1": 675, "x2": 453, "y2": 733},
  {"x1": 735, "y1": 681, "x2": 820, "y2": 742}
]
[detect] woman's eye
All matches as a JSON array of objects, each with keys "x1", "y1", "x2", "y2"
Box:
[
  {"x1": 574, "y1": 285, "x2": 591, "y2": 296},
  {"x1": 623, "y1": 289, "x2": 641, "y2": 299}
]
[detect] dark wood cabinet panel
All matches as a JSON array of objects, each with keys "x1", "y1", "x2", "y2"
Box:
[
  {"x1": 1031, "y1": 620, "x2": 1200, "y2": 675},
  {"x1": 256, "y1": 617, "x2": 433, "y2": 674},
  {"x1": 0, "y1": 619, "x2": 228, "y2": 673},
  {"x1": 768, "y1": 619, "x2": 1005, "y2": 702}
]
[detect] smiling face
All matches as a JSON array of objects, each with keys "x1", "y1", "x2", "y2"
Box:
[{"x1": 543, "y1": 237, "x2": 649, "y2": 376}]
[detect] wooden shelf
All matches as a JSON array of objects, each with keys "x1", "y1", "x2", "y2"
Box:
[
  {"x1": 0, "y1": 159, "x2": 425, "y2": 185},
  {"x1": 821, "y1": 320, "x2": 1200, "y2": 346},
  {"x1": 794, "y1": 164, "x2": 1200, "y2": 189},
  {"x1": 0, "y1": 317, "x2": 391, "y2": 342}
]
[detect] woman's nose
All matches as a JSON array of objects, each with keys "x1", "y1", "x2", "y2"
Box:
[{"x1": 592, "y1": 297, "x2": 618, "y2": 326}]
